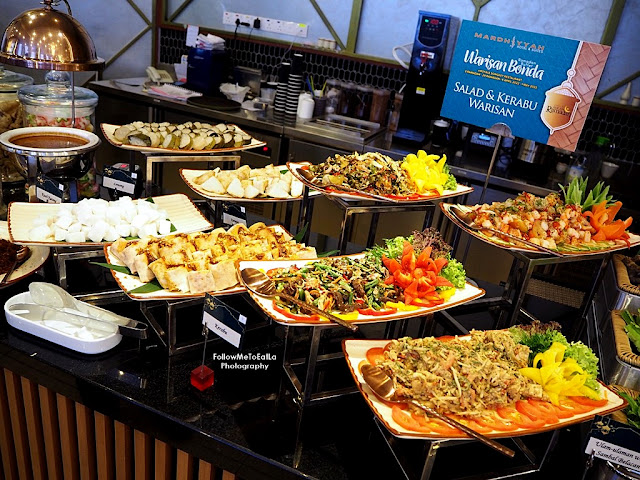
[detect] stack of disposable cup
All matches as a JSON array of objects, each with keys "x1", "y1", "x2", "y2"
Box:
[
  {"x1": 273, "y1": 62, "x2": 290, "y2": 114},
  {"x1": 285, "y1": 53, "x2": 304, "y2": 117}
]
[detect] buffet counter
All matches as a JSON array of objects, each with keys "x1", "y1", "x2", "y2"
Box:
[{"x1": 89, "y1": 79, "x2": 557, "y2": 199}]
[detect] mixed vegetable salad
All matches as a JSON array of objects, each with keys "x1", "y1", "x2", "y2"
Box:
[
  {"x1": 308, "y1": 150, "x2": 457, "y2": 198},
  {"x1": 364, "y1": 321, "x2": 613, "y2": 435},
  {"x1": 267, "y1": 228, "x2": 468, "y2": 321},
  {"x1": 464, "y1": 177, "x2": 634, "y2": 252}
]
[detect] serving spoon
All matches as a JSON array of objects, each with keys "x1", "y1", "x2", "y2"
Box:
[
  {"x1": 360, "y1": 363, "x2": 515, "y2": 457},
  {"x1": 449, "y1": 205, "x2": 563, "y2": 257},
  {"x1": 29, "y1": 282, "x2": 133, "y2": 327},
  {"x1": 0, "y1": 246, "x2": 31, "y2": 287},
  {"x1": 240, "y1": 268, "x2": 358, "y2": 332}
]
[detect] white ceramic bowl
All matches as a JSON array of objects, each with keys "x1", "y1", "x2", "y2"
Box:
[{"x1": 601, "y1": 161, "x2": 619, "y2": 179}]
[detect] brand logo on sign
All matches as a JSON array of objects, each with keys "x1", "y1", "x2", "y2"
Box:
[{"x1": 473, "y1": 31, "x2": 545, "y2": 53}]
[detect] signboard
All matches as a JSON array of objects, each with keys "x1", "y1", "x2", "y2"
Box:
[
  {"x1": 585, "y1": 415, "x2": 640, "y2": 472},
  {"x1": 441, "y1": 21, "x2": 610, "y2": 151},
  {"x1": 202, "y1": 294, "x2": 247, "y2": 348}
]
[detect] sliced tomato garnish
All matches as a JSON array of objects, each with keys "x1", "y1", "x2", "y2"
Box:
[
  {"x1": 558, "y1": 398, "x2": 593, "y2": 415},
  {"x1": 365, "y1": 347, "x2": 387, "y2": 366},
  {"x1": 570, "y1": 396, "x2": 608, "y2": 408},
  {"x1": 498, "y1": 405, "x2": 545, "y2": 429},
  {"x1": 526, "y1": 399, "x2": 559, "y2": 424},
  {"x1": 401, "y1": 251, "x2": 416, "y2": 272},
  {"x1": 473, "y1": 412, "x2": 519, "y2": 432},
  {"x1": 392, "y1": 405, "x2": 432, "y2": 433}
]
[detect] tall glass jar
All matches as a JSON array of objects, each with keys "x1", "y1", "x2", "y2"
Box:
[
  {"x1": 18, "y1": 71, "x2": 100, "y2": 199},
  {"x1": 339, "y1": 82, "x2": 357, "y2": 117},
  {"x1": 354, "y1": 85, "x2": 373, "y2": 120},
  {"x1": 324, "y1": 78, "x2": 342, "y2": 114},
  {"x1": 18, "y1": 71, "x2": 98, "y2": 132}
]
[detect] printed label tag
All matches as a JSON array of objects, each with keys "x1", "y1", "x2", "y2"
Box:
[
  {"x1": 585, "y1": 415, "x2": 640, "y2": 471},
  {"x1": 202, "y1": 294, "x2": 247, "y2": 348},
  {"x1": 35, "y1": 174, "x2": 63, "y2": 203},
  {"x1": 102, "y1": 166, "x2": 136, "y2": 195},
  {"x1": 221, "y1": 203, "x2": 247, "y2": 228}
]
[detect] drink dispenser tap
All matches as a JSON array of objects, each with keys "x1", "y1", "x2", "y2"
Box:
[{"x1": 418, "y1": 51, "x2": 436, "y2": 75}]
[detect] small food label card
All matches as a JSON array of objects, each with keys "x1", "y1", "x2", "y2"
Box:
[
  {"x1": 102, "y1": 165, "x2": 137, "y2": 195},
  {"x1": 202, "y1": 294, "x2": 247, "y2": 348},
  {"x1": 35, "y1": 174, "x2": 64, "y2": 203},
  {"x1": 441, "y1": 21, "x2": 610, "y2": 151},
  {"x1": 585, "y1": 415, "x2": 640, "y2": 471},
  {"x1": 221, "y1": 203, "x2": 247, "y2": 228}
]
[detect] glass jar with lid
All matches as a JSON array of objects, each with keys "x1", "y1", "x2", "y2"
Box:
[
  {"x1": 18, "y1": 71, "x2": 98, "y2": 132},
  {"x1": 324, "y1": 78, "x2": 342, "y2": 114},
  {"x1": 339, "y1": 82, "x2": 357, "y2": 117},
  {"x1": 18, "y1": 71, "x2": 100, "y2": 198},
  {"x1": 0, "y1": 66, "x2": 33, "y2": 181},
  {"x1": 354, "y1": 85, "x2": 373, "y2": 120}
]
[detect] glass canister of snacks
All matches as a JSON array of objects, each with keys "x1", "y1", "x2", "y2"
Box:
[
  {"x1": 0, "y1": 66, "x2": 33, "y2": 217},
  {"x1": 18, "y1": 71, "x2": 100, "y2": 198},
  {"x1": 324, "y1": 78, "x2": 342, "y2": 114}
]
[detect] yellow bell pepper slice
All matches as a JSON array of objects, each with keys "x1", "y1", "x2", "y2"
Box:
[{"x1": 519, "y1": 342, "x2": 600, "y2": 405}]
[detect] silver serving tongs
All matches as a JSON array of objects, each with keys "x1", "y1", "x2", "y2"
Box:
[{"x1": 8, "y1": 303, "x2": 148, "y2": 339}]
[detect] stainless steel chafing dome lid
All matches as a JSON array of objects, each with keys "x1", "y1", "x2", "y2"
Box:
[
  {"x1": 0, "y1": 2, "x2": 104, "y2": 71},
  {"x1": 0, "y1": 65, "x2": 33, "y2": 93}
]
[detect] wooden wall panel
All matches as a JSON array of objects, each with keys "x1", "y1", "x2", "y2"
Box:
[
  {"x1": 4, "y1": 369, "x2": 33, "y2": 480},
  {"x1": 197, "y1": 460, "x2": 215, "y2": 480},
  {"x1": 57, "y1": 393, "x2": 81, "y2": 480},
  {"x1": 94, "y1": 412, "x2": 115, "y2": 480},
  {"x1": 115, "y1": 420, "x2": 134, "y2": 480},
  {"x1": 38, "y1": 385, "x2": 63, "y2": 480},
  {"x1": 176, "y1": 450, "x2": 194, "y2": 480},
  {"x1": 20, "y1": 377, "x2": 47, "y2": 480},
  {"x1": 0, "y1": 369, "x2": 253, "y2": 480},
  {"x1": 76, "y1": 402, "x2": 97, "y2": 480},
  {"x1": 0, "y1": 371, "x2": 18, "y2": 480},
  {"x1": 134, "y1": 429, "x2": 153, "y2": 480},
  {"x1": 155, "y1": 439, "x2": 173, "y2": 480}
]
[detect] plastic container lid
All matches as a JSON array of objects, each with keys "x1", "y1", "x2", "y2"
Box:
[
  {"x1": 18, "y1": 71, "x2": 98, "y2": 108},
  {"x1": 0, "y1": 65, "x2": 33, "y2": 93}
]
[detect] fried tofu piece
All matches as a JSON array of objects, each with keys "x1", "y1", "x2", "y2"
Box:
[
  {"x1": 149, "y1": 259, "x2": 190, "y2": 292},
  {"x1": 187, "y1": 270, "x2": 216, "y2": 294},
  {"x1": 209, "y1": 261, "x2": 238, "y2": 291}
]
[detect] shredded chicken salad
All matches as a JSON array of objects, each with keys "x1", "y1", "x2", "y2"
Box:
[{"x1": 380, "y1": 330, "x2": 548, "y2": 415}]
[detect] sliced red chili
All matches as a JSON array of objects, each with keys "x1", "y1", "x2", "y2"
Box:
[{"x1": 357, "y1": 307, "x2": 398, "y2": 316}]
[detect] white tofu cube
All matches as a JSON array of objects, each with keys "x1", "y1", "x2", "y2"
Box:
[
  {"x1": 157, "y1": 219, "x2": 172, "y2": 236},
  {"x1": 103, "y1": 226, "x2": 119, "y2": 242},
  {"x1": 138, "y1": 223, "x2": 158, "y2": 238},
  {"x1": 115, "y1": 224, "x2": 132, "y2": 238},
  {"x1": 54, "y1": 228, "x2": 67, "y2": 242},
  {"x1": 65, "y1": 231, "x2": 86, "y2": 243},
  {"x1": 88, "y1": 223, "x2": 107, "y2": 242},
  {"x1": 105, "y1": 206, "x2": 122, "y2": 225},
  {"x1": 29, "y1": 225, "x2": 51, "y2": 241},
  {"x1": 67, "y1": 222, "x2": 82, "y2": 233},
  {"x1": 131, "y1": 214, "x2": 150, "y2": 230},
  {"x1": 54, "y1": 215, "x2": 73, "y2": 230}
]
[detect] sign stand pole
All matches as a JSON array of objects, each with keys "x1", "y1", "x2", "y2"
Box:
[{"x1": 462, "y1": 122, "x2": 513, "y2": 263}]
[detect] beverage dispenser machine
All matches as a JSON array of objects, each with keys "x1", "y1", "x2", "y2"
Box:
[{"x1": 394, "y1": 11, "x2": 451, "y2": 146}]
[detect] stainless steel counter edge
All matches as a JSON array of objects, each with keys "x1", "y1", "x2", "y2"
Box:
[{"x1": 90, "y1": 80, "x2": 284, "y2": 135}]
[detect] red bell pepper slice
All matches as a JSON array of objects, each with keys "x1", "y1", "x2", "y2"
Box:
[
  {"x1": 394, "y1": 270, "x2": 413, "y2": 289},
  {"x1": 434, "y1": 257, "x2": 448, "y2": 274},
  {"x1": 435, "y1": 276, "x2": 454, "y2": 288},
  {"x1": 273, "y1": 301, "x2": 320, "y2": 321},
  {"x1": 357, "y1": 307, "x2": 398, "y2": 316}
]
